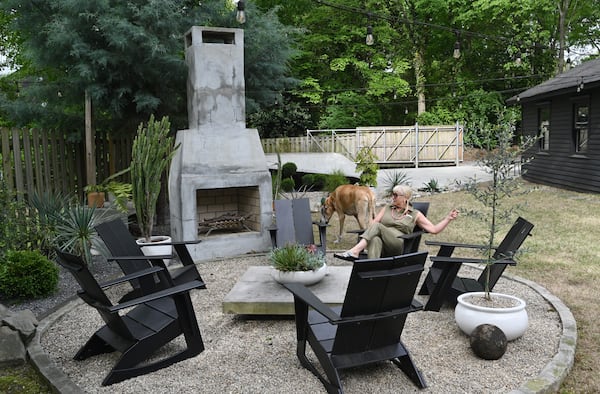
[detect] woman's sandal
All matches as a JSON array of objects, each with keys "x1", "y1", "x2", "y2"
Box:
[{"x1": 334, "y1": 250, "x2": 358, "y2": 261}]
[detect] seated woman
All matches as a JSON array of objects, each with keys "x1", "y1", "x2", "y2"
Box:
[{"x1": 334, "y1": 185, "x2": 459, "y2": 260}]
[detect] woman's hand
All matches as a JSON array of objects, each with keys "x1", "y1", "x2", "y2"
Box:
[{"x1": 447, "y1": 209, "x2": 459, "y2": 221}]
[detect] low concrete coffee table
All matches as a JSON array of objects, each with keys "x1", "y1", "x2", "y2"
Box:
[{"x1": 222, "y1": 266, "x2": 352, "y2": 315}]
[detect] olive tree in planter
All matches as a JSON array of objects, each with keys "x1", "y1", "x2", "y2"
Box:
[
  {"x1": 455, "y1": 109, "x2": 537, "y2": 342},
  {"x1": 131, "y1": 115, "x2": 180, "y2": 252}
]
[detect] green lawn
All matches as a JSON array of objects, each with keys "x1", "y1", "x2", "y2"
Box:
[{"x1": 324, "y1": 179, "x2": 599, "y2": 393}]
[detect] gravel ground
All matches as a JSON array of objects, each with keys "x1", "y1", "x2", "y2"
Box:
[{"x1": 34, "y1": 252, "x2": 562, "y2": 394}]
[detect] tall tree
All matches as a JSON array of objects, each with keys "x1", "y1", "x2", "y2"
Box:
[{"x1": 0, "y1": 0, "x2": 299, "y2": 133}]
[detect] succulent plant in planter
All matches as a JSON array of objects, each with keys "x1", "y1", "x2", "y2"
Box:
[
  {"x1": 269, "y1": 244, "x2": 327, "y2": 285},
  {"x1": 269, "y1": 243, "x2": 325, "y2": 272}
]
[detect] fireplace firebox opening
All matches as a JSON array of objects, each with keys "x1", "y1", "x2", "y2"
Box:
[{"x1": 196, "y1": 186, "x2": 261, "y2": 236}]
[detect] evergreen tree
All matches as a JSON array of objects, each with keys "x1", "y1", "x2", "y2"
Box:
[{"x1": 0, "y1": 0, "x2": 299, "y2": 134}]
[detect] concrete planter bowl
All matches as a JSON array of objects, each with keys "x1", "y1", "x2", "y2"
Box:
[{"x1": 270, "y1": 263, "x2": 328, "y2": 286}]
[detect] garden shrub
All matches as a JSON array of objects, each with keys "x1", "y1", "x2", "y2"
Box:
[
  {"x1": 325, "y1": 171, "x2": 348, "y2": 192},
  {"x1": 301, "y1": 174, "x2": 315, "y2": 188},
  {"x1": 0, "y1": 250, "x2": 59, "y2": 299},
  {"x1": 313, "y1": 174, "x2": 327, "y2": 190},
  {"x1": 355, "y1": 147, "x2": 379, "y2": 187},
  {"x1": 280, "y1": 177, "x2": 295, "y2": 192},
  {"x1": 281, "y1": 162, "x2": 297, "y2": 179}
]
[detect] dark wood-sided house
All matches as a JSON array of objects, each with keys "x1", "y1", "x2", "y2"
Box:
[{"x1": 507, "y1": 58, "x2": 600, "y2": 193}]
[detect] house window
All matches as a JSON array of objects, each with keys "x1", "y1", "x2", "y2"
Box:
[
  {"x1": 573, "y1": 103, "x2": 589, "y2": 153},
  {"x1": 538, "y1": 106, "x2": 550, "y2": 151}
]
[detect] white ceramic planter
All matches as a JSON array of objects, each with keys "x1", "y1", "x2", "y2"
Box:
[
  {"x1": 270, "y1": 263, "x2": 327, "y2": 286},
  {"x1": 136, "y1": 235, "x2": 173, "y2": 258},
  {"x1": 455, "y1": 292, "x2": 528, "y2": 341}
]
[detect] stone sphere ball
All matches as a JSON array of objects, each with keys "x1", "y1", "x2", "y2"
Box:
[{"x1": 469, "y1": 324, "x2": 508, "y2": 360}]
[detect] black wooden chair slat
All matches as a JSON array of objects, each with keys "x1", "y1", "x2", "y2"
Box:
[
  {"x1": 284, "y1": 251, "x2": 429, "y2": 393},
  {"x1": 54, "y1": 249, "x2": 205, "y2": 386},
  {"x1": 95, "y1": 219, "x2": 205, "y2": 302},
  {"x1": 269, "y1": 198, "x2": 328, "y2": 254},
  {"x1": 420, "y1": 216, "x2": 534, "y2": 311}
]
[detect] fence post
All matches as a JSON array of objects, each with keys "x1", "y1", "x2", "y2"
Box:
[
  {"x1": 415, "y1": 122, "x2": 419, "y2": 168},
  {"x1": 455, "y1": 121, "x2": 460, "y2": 166}
]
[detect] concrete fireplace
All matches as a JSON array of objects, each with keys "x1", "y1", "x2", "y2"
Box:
[{"x1": 169, "y1": 26, "x2": 273, "y2": 261}]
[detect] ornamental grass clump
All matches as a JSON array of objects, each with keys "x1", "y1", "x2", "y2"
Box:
[{"x1": 269, "y1": 244, "x2": 325, "y2": 272}]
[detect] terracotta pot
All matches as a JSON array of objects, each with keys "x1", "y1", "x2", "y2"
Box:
[
  {"x1": 87, "y1": 192, "x2": 105, "y2": 208},
  {"x1": 455, "y1": 291, "x2": 528, "y2": 341}
]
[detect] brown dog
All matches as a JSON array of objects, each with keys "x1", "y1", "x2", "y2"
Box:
[{"x1": 321, "y1": 184, "x2": 376, "y2": 243}]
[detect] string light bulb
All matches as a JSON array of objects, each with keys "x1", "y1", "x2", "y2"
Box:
[
  {"x1": 236, "y1": 1, "x2": 246, "y2": 24},
  {"x1": 577, "y1": 77, "x2": 584, "y2": 93},
  {"x1": 366, "y1": 25, "x2": 374, "y2": 45},
  {"x1": 453, "y1": 40, "x2": 461, "y2": 59},
  {"x1": 515, "y1": 51, "x2": 522, "y2": 66}
]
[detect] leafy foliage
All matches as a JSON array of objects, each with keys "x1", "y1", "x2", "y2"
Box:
[
  {"x1": 0, "y1": 180, "x2": 45, "y2": 258},
  {"x1": 280, "y1": 177, "x2": 295, "y2": 192},
  {"x1": 324, "y1": 170, "x2": 349, "y2": 192},
  {"x1": 0, "y1": 1, "x2": 300, "y2": 131},
  {"x1": 281, "y1": 162, "x2": 298, "y2": 179},
  {"x1": 355, "y1": 147, "x2": 378, "y2": 187},
  {"x1": 249, "y1": 101, "x2": 314, "y2": 138},
  {"x1": 0, "y1": 250, "x2": 58, "y2": 299}
]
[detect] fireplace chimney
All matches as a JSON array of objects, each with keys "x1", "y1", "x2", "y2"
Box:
[{"x1": 169, "y1": 26, "x2": 273, "y2": 261}]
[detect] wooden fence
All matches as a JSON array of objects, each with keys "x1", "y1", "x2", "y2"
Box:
[
  {"x1": 261, "y1": 123, "x2": 464, "y2": 167},
  {"x1": 0, "y1": 127, "x2": 133, "y2": 201}
]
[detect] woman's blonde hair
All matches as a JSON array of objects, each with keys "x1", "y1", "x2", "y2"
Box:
[
  {"x1": 392, "y1": 185, "x2": 413, "y2": 214},
  {"x1": 392, "y1": 184, "x2": 413, "y2": 200}
]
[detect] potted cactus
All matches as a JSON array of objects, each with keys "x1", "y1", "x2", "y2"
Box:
[{"x1": 131, "y1": 115, "x2": 180, "y2": 253}]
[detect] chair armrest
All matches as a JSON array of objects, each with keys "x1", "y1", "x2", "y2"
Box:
[
  {"x1": 399, "y1": 230, "x2": 426, "y2": 240},
  {"x1": 139, "y1": 239, "x2": 201, "y2": 247},
  {"x1": 312, "y1": 220, "x2": 329, "y2": 228},
  {"x1": 346, "y1": 229, "x2": 365, "y2": 235},
  {"x1": 109, "y1": 279, "x2": 205, "y2": 312},
  {"x1": 425, "y1": 240, "x2": 493, "y2": 250},
  {"x1": 98, "y1": 266, "x2": 166, "y2": 288},
  {"x1": 430, "y1": 256, "x2": 517, "y2": 266},
  {"x1": 107, "y1": 254, "x2": 174, "y2": 261},
  {"x1": 283, "y1": 283, "x2": 341, "y2": 322}
]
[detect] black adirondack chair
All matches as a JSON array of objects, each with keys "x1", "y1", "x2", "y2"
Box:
[
  {"x1": 342, "y1": 201, "x2": 430, "y2": 260},
  {"x1": 419, "y1": 216, "x2": 534, "y2": 311},
  {"x1": 54, "y1": 249, "x2": 205, "y2": 386},
  {"x1": 284, "y1": 251, "x2": 428, "y2": 393},
  {"x1": 269, "y1": 198, "x2": 328, "y2": 254},
  {"x1": 95, "y1": 219, "x2": 205, "y2": 301}
]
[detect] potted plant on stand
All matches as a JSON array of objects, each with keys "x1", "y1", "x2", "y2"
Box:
[
  {"x1": 454, "y1": 109, "x2": 537, "y2": 345},
  {"x1": 269, "y1": 243, "x2": 327, "y2": 286},
  {"x1": 84, "y1": 167, "x2": 132, "y2": 211},
  {"x1": 131, "y1": 114, "x2": 180, "y2": 256}
]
